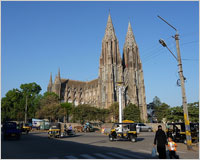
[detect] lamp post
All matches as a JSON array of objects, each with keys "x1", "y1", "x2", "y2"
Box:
[
  {"x1": 115, "y1": 81, "x2": 124, "y2": 133},
  {"x1": 158, "y1": 15, "x2": 192, "y2": 150}
]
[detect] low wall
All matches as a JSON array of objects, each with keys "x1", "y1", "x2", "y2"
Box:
[
  {"x1": 55, "y1": 122, "x2": 167, "y2": 133},
  {"x1": 145, "y1": 123, "x2": 166, "y2": 132}
]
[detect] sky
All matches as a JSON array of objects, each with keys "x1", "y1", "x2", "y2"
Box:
[{"x1": 1, "y1": 1, "x2": 199, "y2": 107}]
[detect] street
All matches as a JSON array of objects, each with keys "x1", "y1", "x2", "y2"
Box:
[{"x1": 1, "y1": 131, "x2": 199, "y2": 159}]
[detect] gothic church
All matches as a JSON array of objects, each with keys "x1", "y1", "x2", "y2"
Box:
[{"x1": 47, "y1": 14, "x2": 147, "y2": 122}]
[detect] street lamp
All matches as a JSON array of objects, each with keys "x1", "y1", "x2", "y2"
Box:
[
  {"x1": 116, "y1": 81, "x2": 125, "y2": 132},
  {"x1": 158, "y1": 15, "x2": 192, "y2": 150}
]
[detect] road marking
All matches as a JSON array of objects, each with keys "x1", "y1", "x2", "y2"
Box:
[
  {"x1": 64, "y1": 155, "x2": 77, "y2": 159},
  {"x1": 80, "y1": 154, "x2": 96, "y2": 159},
  {"x1": 118, "y1": 151, "x2": 147, "y2": 159},
  {"x1": 107, "y1": 152, "x2": 131, "y2": 159},
  {"x1": 93, "y1": 153, "x2": 113, "y2": 159},
  {"x1": 138, "y1": 149, "x2": 151, "y2": 154}
]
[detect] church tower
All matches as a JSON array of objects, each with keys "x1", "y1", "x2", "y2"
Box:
[
  {"x1": 52, "y1": 68, "x2": 62, "y2": 98},
  {"x1": 122, "y1": 22, "x2": 147, "y2": 122},
  {"x1": 98, "y1": 13, "x2": 123, "y2": 108},
  {"x1": 47, "y1": 72, "x2": 53, "y2": 92}
]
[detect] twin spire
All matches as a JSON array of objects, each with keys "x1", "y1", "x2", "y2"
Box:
[
  {"x1": 104, "y1": 13, "x2": 136, "y2": 46},
  {"x1": 104, "y1": 13, "x2": 116, "y2": 40},
  {"x1": 125, "y1": 22, "x2": 137, "y2": 47}
]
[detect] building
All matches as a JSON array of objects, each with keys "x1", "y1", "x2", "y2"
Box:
[{"x1": 47, "y1": 14, "x2": 147, "y2": 122}]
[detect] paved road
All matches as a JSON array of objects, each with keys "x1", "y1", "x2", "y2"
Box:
[{"x1": 1, "y1": 131, "x2": 199, "y2": 159}]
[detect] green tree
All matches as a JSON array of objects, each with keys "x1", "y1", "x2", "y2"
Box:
[
  {"x1": 109, "y1": 102, "x2": 119, "y2": 122},
  {"x1": 166, "y1": 102, "x2": 199, "y2": 123},
  {"x1": 154, "y1": 103, "x2": 170, "y2": 123},
  {"x1": 1, "y1": 82, "x2": 42, "y2": 122},
  {"x1": 1, "y1": 89, "x2": 24, "y2": 121},
  {"x1": 188, "y1": 102, "x2": 199, "y2": 122},
  {"x1": 153, "y1": 96, "x2": 161, "y2": 107},
  {"x1": 35, "y1": 92, "x2": 61, "y2": 122},
  {"x1": 20, "y1": 82, "x2": 42, "y2": 119},
  {"x1": 60, "y1": 102, "x2": 73, "y2": 122},
  {"x1": 96, "y1": 108, "x2": 110, "y2": 123},
  {"x1": 166, "y1": 106, "x2": 184, "y2": 122},
  {"x1": 123, "y1": 103, "x2": 141, "y2": 122}
]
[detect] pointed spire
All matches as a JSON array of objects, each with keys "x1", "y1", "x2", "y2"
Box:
[
  {"x1": 58, "y1": 68, "x2": 60, "y2": 80},
  {"x1": 49, "y1": 72, "x2": 52, "y2": 84},
  {"x1": 104, "y1": 13, "x2": 116, "y2": 40},
  {"x1": 125, "y1": 21, "x2": 136, "y2": 47}
]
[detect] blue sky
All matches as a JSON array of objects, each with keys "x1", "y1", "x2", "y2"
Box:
[{"x1": 1, "y1": 1, "x2": 199, "y2": 107}]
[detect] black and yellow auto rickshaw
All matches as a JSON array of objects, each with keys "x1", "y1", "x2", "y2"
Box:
[
  {"x1": 166, "y1": 122, "x2": 199, "y2": 143},
  {"x1": 109, "y1": 120, "x2": 137, "y2": 142},
  {"x1": 48, "y1": 123, "x2": 61, "y2": 138},
  {"x1": 21, "y1": 123, "x2": 32, "y2": 134}
]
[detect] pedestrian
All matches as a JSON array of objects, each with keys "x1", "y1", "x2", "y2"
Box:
[
  {"x1": 68, "y1": 124, "x2": 72, "y2": 131},
  {"x1": 168, "y1": 137, "x2": 178, "y2": 159},
  {"x1": 153, "y1": 125, "x2": 168, "y2": 159}
]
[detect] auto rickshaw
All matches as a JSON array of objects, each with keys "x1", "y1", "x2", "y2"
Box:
[
  {"x1": 109, "y1": 120, "x2": 137, "y2": 142},
  {"x1": 48, "y1": 122, "x2": 61, "y2": 138},
  {"x1": 21, "y1": 123, "x2": 31, "y2": 134},
  {"x1": 166, "y1": 122, "x2": 199, "y2": 143},
  {"x1": 48, "y1": 123, "x2": 76, "y2": 138}
]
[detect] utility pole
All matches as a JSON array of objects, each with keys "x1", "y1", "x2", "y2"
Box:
[
  {"x1": 158, "y1": 15, "x2": 192, "y2": 150},
  {"x1": 175, "y1": 34, "x2": 192, "y2": 150}
]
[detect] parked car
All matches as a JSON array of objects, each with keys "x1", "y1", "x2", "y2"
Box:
[
  {"x1": 136, "y1": 123, "x2": 152, "y2": 132},
  {"x1": 2, "y1": 121, "x2": 21, "y2": 140}
]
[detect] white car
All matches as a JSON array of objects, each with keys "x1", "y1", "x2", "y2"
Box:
[{"x1": 136, "y1": 123, "x2": 152, "y2": 132}]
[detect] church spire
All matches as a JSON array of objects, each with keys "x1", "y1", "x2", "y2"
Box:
[
  {"x1": 124, "y1": 21, "x2": 137, "y2": 47},
  {"x1": 58, "y1": 68, "x2": 61, "y2": 80},
  {"x1": 49, "y1": 72, "x2": 52, "y2": 84},
  {"x1": 47, "y1": 72, "x2": 53, "y2": 92},
  {"x1": 104, "y1": 13, "x2": 116, "y2": 40}
]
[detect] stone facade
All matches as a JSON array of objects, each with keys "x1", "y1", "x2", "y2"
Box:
[{"x1": 47, "y1": 14, "x2": 147, "y2": 122}]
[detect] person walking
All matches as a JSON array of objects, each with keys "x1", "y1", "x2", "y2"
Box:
[
  {"x1": 168, "y1": 137, "x2": 178, "y2": 159},
  {"x1": 154, "y1": 125, "x2": 168, "y2": 159}
]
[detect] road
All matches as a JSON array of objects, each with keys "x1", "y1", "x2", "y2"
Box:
[{"x1": 1, "y1": 131, "x2": 199, "y2": 159}]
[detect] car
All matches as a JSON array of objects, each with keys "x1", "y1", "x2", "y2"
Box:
[
  {"x1": 2, "y1": 121, "x2": 21, "y2": 140},
  {"x1": 136, "y1": 123, "x2": 152, "y2": 132}
]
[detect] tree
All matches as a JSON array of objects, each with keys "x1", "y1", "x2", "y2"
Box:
[
  {"x1": 96, "y1": 108, "x2": 110, "y2": 123},
  {"x1": 123, "y1": 103, "x2": 141, "y2": 122},
  {"x1": 154, "y1": 103, "x2": 170, "y2": 123},
  {"x1": 60, "y1": 102, "x2": 73, "y2": 123},
  {"x1": 188, "y1": 102, "x2": 199, "y2": 122},
  {"x1": 153, "y1": 96, "x2": 161, "y2": 107},
  {"x1": 166, "y1": 102, "x2": 199, "y2": 123},
  {"x1": 1, "y1": 82, "x2": 42, "y2": 122},
  {"x1": 20, "y1": 82, "x2": 42, "y2": 119},
  {"x1": 108, "y1": 102, "x2": 119, "y2": 122},
  {"x1": 148, "y1": 96, "x2": 170, "y2": 123},
  {"x1": 1, "y1": 89, "x2": 24, "y2": 121},
  {"x1": 35, "y1": 92, "x2": 61, "y2": 122},
  {"x1": 166, "y1": 106, "x2": 184, "y2": 122}
]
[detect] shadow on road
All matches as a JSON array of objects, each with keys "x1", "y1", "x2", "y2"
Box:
[{"x1": 1, "y1": 132, "x2": 152, "y2": 159}]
